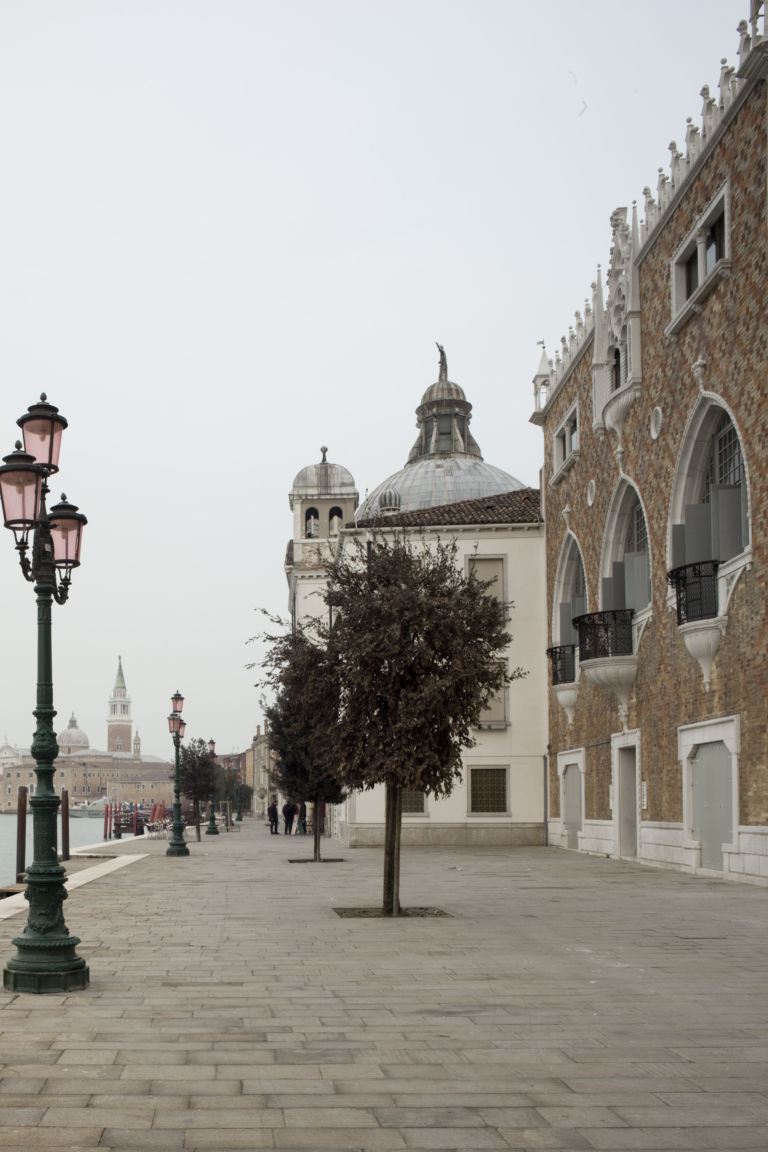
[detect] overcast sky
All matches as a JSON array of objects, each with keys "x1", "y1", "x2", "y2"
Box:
[{"x1": 0, "y1": 0, "x2": 750, "y2": 761}]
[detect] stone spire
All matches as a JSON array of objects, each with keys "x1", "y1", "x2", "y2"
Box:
[{"x1": 107, "y1": 656, "x2": 133, "y2": 756}]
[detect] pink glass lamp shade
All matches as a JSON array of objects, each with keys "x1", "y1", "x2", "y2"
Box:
[
  {"x1": 171, "y1": 691, "x2": 184, "y2": 713},
  {"x1": 17, "y1": 395, "x2": 68, "y2": 475},
  {"x1": 0, "y1": 444, "x2": 44, "y2": 546},
  {"x1": 48, "y1": 496, "x2": 87, "y2": 576},
  {"x1": 168, "y1": 712, "x2": 183, "y2": 736}
]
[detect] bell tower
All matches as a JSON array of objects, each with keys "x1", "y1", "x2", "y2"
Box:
[{"x1": 107, "y1": 656, "x2": 133, "y2": 756}]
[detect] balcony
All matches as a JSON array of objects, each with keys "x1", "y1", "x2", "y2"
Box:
[
  {"x1": 667, "y1": 561, "x2": 719, "y2": 624},
  {"x1": 573, "y1": 610, "x2": 634, "y2": 660},
  {"x1": 572, "y1": 610, "x2": 637, "y2": 729},
  {"x1": 546, "y1": 644, "x2": 576, "y2": 685},
  {"x1": 547, "y1": 644, "x2": 579, "y2": 726},
  {"x1": 667, "y1": 560, "x2": 723, "y2": 692}
]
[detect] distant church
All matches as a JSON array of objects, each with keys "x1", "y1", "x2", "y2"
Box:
[
  {"x1": 106, "y1": 656, "x2": 141, "y2": 758},
  {"x1": 2, "y1": 658, "x2": 170, "y2": 812}
]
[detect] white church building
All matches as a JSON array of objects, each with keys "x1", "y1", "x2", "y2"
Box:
[{"x1": 285, "y1": 349, "x2": 547, "y2": 847}]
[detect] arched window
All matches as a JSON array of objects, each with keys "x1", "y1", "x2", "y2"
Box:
[
  {"x1": 670, "y1": 403, "x2": 749, "y2": 568},
  {"x1": 602, "y1": 483, "x2": 651, "y2": 613},
  {"x1": 329, "y1": 507, "x2": 343, "y2": 537},
  {"x1": 548, "y1": 534, "x2": 587, "y2": 685},
  {"x1": 304, "y1": 507, "x2": 320, "y2": 538},
  {"x1": 553, "y1": 534, "x2": 587, "y2": 645}
]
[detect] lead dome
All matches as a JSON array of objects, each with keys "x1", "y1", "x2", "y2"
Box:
[
  {"x1": 58, "y1": 713, "x2": 89, "y2": 753},
  {"x1": 357, "y1": 345, "x2": 524, "y2": 519}
]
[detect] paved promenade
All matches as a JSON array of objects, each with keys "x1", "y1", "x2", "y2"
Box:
[{"x1": 0, "y1": 825, "x2": 767, "y2": 1151}]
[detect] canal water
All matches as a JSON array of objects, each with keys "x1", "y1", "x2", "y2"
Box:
[{"x1": 0, "y1": 813, "x2": 121, "y2": 885}]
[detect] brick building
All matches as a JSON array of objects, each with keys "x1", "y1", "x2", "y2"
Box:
[{"x1": 531, "y1": 9, "x2": 768, "y2": 881}]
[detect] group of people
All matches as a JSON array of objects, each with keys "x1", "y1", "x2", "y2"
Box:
[{"x1": 267, "y1": 798, "x2": 307, "y2": 835}]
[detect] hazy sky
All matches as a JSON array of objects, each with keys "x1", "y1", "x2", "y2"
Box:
[{"x1": 0, "y1": 0, "x2": 750, "y2": 760}]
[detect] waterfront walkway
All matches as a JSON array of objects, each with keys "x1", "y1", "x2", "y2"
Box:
[{"x1": 0, "y1": 825, "x2": 767, "y2": 1151}]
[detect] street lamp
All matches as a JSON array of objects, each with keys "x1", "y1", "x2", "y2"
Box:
[
  {"x1": 205, "y1": 738, "x2": 220, "y2": 835},
  {"x1": 0, "y1": 395, "x2": 89, "y2": 993},
  {"x1": 166, "y1": 692, "x2": 189, "y2": 857}
]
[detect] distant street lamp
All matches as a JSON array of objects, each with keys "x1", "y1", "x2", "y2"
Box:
[
  {"x1": 166, "y1": 691, "x2": 189, "y2": 857},
  {"x1": 0, "y1": 395, "x2": 88, "y2": 993},
  {"x1": 205, "y1": 738, "x2": 220, "y2": 835}
]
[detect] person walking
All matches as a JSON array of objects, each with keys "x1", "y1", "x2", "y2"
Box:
[
  {"x1": 267, "y1": 799, "x2": 279, "y2": 834},
  {"x1": 297, "y1": 800, "x2": 307, "y2": 835},
  {"x1": 282, "y1": 800, "x2": 296, "y2": 836}
]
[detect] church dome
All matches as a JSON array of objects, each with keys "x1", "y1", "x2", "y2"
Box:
[
  {"x1": 357, "y1": 346, "x2": 524, "y2": 520},
  {"x1": 289, "y1": 447, "x2": 357, "y2": 507},
  {"x1": 59, "y1": 713, "x2": 89, "y2": 753}
]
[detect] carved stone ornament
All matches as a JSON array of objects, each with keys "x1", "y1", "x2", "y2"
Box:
[{"x1": 692, "y1": 357, "x2": 707, "y2": 389}]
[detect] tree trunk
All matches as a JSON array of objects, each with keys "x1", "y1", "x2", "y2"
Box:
[
  {"x1": 382, "y1": 783, "x2": 402, "y2": 916},
  {"x1": 313, "y1": 797, "x2": 322, "y2": 863},
  {"x1": 392, "y1": 784, "x2": 402, "y2": 916}
]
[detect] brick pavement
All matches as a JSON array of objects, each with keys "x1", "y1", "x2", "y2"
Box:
[{"x1": 0, "y1": 824, "x2": 767, "y2": 1151}]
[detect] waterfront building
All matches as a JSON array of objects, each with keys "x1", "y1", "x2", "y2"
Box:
[
  {"x1": 531, "y1": 10, "x2": 768, "y2": 881},
  {"x1": 1, "y1": 663, "x2": 172, "y2": 813},
  {"x1": 285, "y1": 349, "x2": 547, "y2": 847}
]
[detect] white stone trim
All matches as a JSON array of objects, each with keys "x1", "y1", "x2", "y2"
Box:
[{"x1": 678, "y1": 715, "x2": 740, "y2": 872}]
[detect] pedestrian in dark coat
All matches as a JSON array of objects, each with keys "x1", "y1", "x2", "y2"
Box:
[
  {"x1": 267, "y1": 800, "x2": 279, "y2": 834},
  {"x1": 282, "y1": 800, "x2": 297, "y2": 836}
]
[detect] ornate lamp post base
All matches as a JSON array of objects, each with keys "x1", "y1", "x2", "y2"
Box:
[
  {"x1": 166, "y1": 837, "x2": 189, "y2": 857},
  {"x1": 4, "y1": 940, "x2": 89, "y2": 993}
]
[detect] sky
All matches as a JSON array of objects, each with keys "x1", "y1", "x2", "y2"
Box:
[{"x1": 0, "y1": 0, "x2": 752, "y2": 760}]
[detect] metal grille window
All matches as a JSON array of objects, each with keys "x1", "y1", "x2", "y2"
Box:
[
  {"x1": 402, "y1": 790, "x2": 425, "y2": 814},
  {"x1": 625, "y1": 497, "x2": 648, "y2": 554},
  {"x1": 470, "y1": 767, "x2": 507, "y2": 813},
  {"x1": 702, "y1": 417, "x2": 743, "y2": 503}
]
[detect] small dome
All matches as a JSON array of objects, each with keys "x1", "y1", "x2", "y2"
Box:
[
  {"x1": 378, "y1": 488, "x2": 401, "y2": 514},
  {"x1": 419, "y1": 376, "x2": 467, "y2": 406},
  {"x1": 58, "y1": 713, "x2": 89, "y2": 752},
  {"x1": 290, "y1": 447, "x2": 358, "y2": 506}
]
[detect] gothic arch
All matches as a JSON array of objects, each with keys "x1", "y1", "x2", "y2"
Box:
[
  {"x1": 552, "y1": 532, "x2": 588, "y2": 644},
  {"x1": 600, "y1": 479, "x2": 652, "y2": 612},
  {"x1": 668, "y1": 396, "x2": 750, "y2": 567}
]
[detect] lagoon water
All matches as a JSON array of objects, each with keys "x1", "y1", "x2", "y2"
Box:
[{"x1": 0, "y1": 813, "x2": 117, "y2": 885}]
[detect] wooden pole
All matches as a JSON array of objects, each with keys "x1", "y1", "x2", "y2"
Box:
[
  {"x1": 61, "y1": 788, "x2": 70, "y2": 861},
  {"x1": 15, "y1": 786, "x2": 28, "y2": 883}
]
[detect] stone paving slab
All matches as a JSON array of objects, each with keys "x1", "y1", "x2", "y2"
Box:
[{"x1": 0, "y1": 829, "x2": 767, "y2": 1150}]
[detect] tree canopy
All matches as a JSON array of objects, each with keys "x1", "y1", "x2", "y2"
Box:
[
  {"x1": 261, "y1": 624, "x2": 347, "y2": 861},
  {"x1": 326, "y1": 533, "x2": 520, "y2": 796}
]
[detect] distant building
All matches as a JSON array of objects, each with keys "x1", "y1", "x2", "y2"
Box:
[
  {"x1": 531, "y1": 12, "x2": 768, "y2": 881},
  {"x1": 1, "y1": 661, "x2": 172, "y2": 813}
]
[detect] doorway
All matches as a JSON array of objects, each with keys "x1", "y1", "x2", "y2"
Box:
[
  {"x1": 562, "y1": 763, "x2": 583, "y2": 850},
  {"x1": 691, "y1": 739, "x2": 733, "y2": 870},
  {"x1": 617, "y1": 746, "x2": 638, "y2": 858}
]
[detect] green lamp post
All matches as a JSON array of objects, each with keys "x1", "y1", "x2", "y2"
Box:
[
  {"x1": 236, "y1": 771, "x2": 243, "y2": 823},
  {"x1": 166, "y1": 692, "x2": 189, "y2": 857},
  {"x1": 205, "y1": 738, "x2": 220, "y2": 835},
  {"x1": 0, "y1": 395, "x2": 89, "y2": 993}
]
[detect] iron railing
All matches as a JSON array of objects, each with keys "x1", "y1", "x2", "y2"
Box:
[
  {"x1": 667, "y1": 561, "x2": 719, "y2": 625},
  {"x1": 572, "y1": 609, "x2": 634, "y2": 661},
  {"x1": 546, "y1": 644, "x2": 576, "y2": 685}
]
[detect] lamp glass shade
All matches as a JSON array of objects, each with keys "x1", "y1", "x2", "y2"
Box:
[
  {"x1": 0, "y1": 452, "x2": 43, "y2": 544},
  {"x1": 18, "y1": 397, "x2": 67, "y2": 474},
  {"x1": 48, "y1": 499, "x2": 87, "y2": 572},
  {"x1": 168, "y1": 712, "x2": 182, "y2": 735},
  {"x1": 171, "y1": 691, "x2": 184, "y2": 713},
  {"x1": 178, "y1": 720, "x2": 187, "y2": 738},
  {"x1": 208, "y1": 739, "x2": 216, "y2": 755}
]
